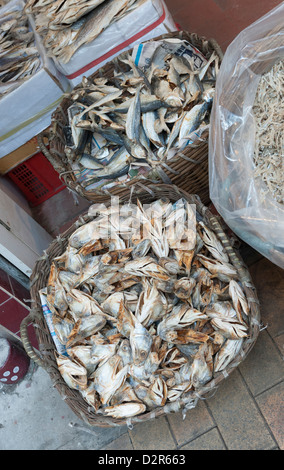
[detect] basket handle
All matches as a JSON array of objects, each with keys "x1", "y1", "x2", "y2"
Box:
[
  {"x1": 37, "y1": 132, "x2": 66, "y2": 175},
  {"x1": 20, "y1": 310, "x2": 46, "y2": 369}
]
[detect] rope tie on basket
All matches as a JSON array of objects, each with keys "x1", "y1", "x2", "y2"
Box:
[
  {"x1": 181, "y1": 397, "x2": 199, "y2": 420},
  {"x1": 38, "y1": 250, "x2": 50, "y2": 269},
  {"x1": 29, "y1": 273, "x2": 39, "y2": 288},
  {"x1": 135, "y1": 182, "x2": 155, "y2": 196},
  {"x1": 251, "y1": 317, "x2": 261, "y2": 328},
  {"x1": 75, "y1": 215, "x2": 87, "y2": 228},
  {"x1": 126, "y1": 418, "x2": 133, "y2": 430},
  {"x1": 161, "y1": 162, "x2": 180, "y2": 175},
  {"x1": 75, "y1": 184, "x2": 86, "y2": 197},
  {"x1": 56, "y1": 234, "x2": 65, "y2": 250},
  {"x1": 178, "y1": 152, "x2": 202, "y2": 163},
  {"x1": 163, "y1": 400, "x2": 181, "y2": 414}
]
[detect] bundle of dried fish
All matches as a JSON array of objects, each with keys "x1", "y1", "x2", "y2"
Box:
[
  {"x1": 25, "y1": 0, "x2": 139, "y2": 63},
  {"x1": 253, "y1": 59, "x2": 284, "y2": 205},
  {"x1": 59, "y1": 40, "x2": 218, "y2": 192},
  {"x1": 42, "y1": 196, "x2": 253, "y2": 421},
  {"x1": 0, "y1": 8, "x2": 41, "y2": 98}
]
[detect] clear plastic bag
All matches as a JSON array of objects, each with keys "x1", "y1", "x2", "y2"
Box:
[{"x1": 209, "y1": 3, "x2": 284, "y2": 269}]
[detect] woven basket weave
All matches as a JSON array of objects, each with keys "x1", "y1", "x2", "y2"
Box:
[
  {"x1": 20, "y1": 184, "x2": 260, "y2": 428},
  {"x1": 38, "y1": 30, "x2": 223, "y2": 206}
]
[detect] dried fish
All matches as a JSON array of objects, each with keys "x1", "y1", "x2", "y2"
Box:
[
  {"x1": 36, "y1": 36, "x2": 219, "y2": 191},
  {"x1": 253, "y1": 60, "x2": 284, "y2": 205},
  {"x1": 43, "y1": 197, "x2": 251, "y2": 420},
  {"x1": 0, "y1": 8, "x2": 41, "y2": 99}
]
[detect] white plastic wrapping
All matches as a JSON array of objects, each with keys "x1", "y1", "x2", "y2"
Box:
[{"x1": 209, "y1": 3, "x2": 284, "y2": 269}]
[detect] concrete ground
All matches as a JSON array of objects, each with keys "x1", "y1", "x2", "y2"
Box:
[{"x1": 1, "y1": 256, "x2": 283, "y2": 451}]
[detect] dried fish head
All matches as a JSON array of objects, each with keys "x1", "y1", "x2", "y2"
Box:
[
  {"x1": 92, "y1": 354, "x2": 129, "y2": 405},
  {"x1": 80, "y1": 382, "x2": 101, "y2": 412},
  {"x1": 104, "y1": 402, "x2": 146, "y2": 419},
  {"x1": 214, "y1": 339, "x2": 244, "y2": 372},
  {"x1": 110, "y1": 382, "x2": 140, "y2": 406},
  {"x1": 190, "y1": 342, "x2": 214, "y2": 388},
  {"x1": 159, "y1": 256, "x2": 181, "y2": 275},
  {"x1": 229, "y1": 280, "x2": 249, "y2": 324},
  {"x1": 174, "y1": 277, "x2": 196, "y2": 299},
  {"x1": 135, "y1": 279, "x2": 168, "y2": 327},
  {"x1": 197, "y1": 255, "x2": 238, "y2": 282},
  {"x1": 199, "y1": 222, "x2": 229, "y2": 263},
  {"x1": 129, "y1": 351, "x2": 160, "y2": 382},
  {"x1": 117, "y1": 339, "x2": 132, "y2": 366},
  {"x1": 56, "y1": 354, "x2": 87, "y2": 390},
  {"x1": 124, "y1": 256, "x2": 170, "y2": 281},
  {"x1": 117, "y1": 299, "x2": 137, "y2": 337},
  {"x1": 135, "y1": 375, "x2": 167, "y2": 409},
  {"x1": 157, "y1": 303, "x2": 207, "y2": 339},
  {"x1": 66, "y1": 314, "x2": 107, "y2": 348},
  {"x1": 130, "y1": 322, "x2": 153, "y2": 366},
  {"x1": 210, "y1": 316, "x2": 248, "y2": 340}
]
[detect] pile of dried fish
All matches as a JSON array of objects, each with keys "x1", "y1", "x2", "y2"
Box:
[
  {"x1": 253, "y1": 59, "x2": 284, "y2": 205},
  {"x1": 42, "y1": 197, "x2": 250, "y2": 420},
  {"x1": 25, "y1": 0, "x2": 140, "y2": 63},
  {"x1": 0, "y1": 8, "x2": 41, "y2": 98},
  {"x1": 61, "y1": 41, "x2": 218, "y2": 192}
]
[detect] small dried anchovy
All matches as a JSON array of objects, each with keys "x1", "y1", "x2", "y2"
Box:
[{"x1": 253, "y1": 59, "x2": 284, "y2": 205}]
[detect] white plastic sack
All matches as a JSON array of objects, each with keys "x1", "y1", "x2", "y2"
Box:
[{"x1": 209, "y1": 3, "x2": 284, "y2": 269}]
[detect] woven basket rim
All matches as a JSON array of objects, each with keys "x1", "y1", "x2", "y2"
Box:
[
  {"x1": 27, "y1": 184, "x2": 260, "y2": 427},
  {"x1": 40, "y1": 30, "x2": 223, "y2": 204}
]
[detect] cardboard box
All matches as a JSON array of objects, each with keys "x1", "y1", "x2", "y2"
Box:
[
  {"x1": 49, "y1": 0, "x2": 178, "y2": 87},
  {"x1": 0, "y1": 1, "x2": 70, "y2": 159},
  {"x1": 0, "y1": 130, "x2": 50, "y2": 175},
  {"x1": 0, "y1": 136, "x2": 38, "y2": 175}
]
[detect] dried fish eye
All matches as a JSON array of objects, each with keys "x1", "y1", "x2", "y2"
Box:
[
  {"x1": 140, "y1": 351, "x2": 147, "y2": 358},
  {"x1": 122, "y1": 345, "x2": 128, "y2": 352}
]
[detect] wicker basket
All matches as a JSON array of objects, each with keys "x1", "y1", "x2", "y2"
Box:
[
  {"x1": 38, "y1": 30, "x2": 223, "y2": 206},
  {"x1": 20, "y1": 184, "x2": 260, "y2": 428}
]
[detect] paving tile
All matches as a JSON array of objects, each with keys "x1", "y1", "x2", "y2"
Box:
[
  {"x1": 180, "y1": 427, "x2": 226, "y2": 450},
  {"x1": 274, "y1": 334, "x2": 284, "y2": 358},
  {"x1": 129, "y1": 416, "x2": 176, "y2": 450},
  {"x1": 0, "y1": 288, "x2": 10, "y2": 305},
  {"x1": 0, "y1": 298, "x2": 29, "y2": 334},
  {"x1": 103, "y1": 432, "x2": 133, "y2": 450},
  {"x1": 9, "y1": 276, "x2": 31, "y2": 307},
  {"x1": 249, "y1": 258, "x2": 284, "y2": 338},
  {"x1": 167, "y1": 401, "x2": 214, "y2": 447},
  {"x1": 256, "y1": 382, "x2": 284, "y2": 450},
  {"x1": 31, "y1": 187, "x2": 91, "y2": 237},
  {"x1": 0, "y1": 268, "x2": 12, "y2": 294},
  {"x1": 207, "y1": 369, "x2": 276, "y2": 449},
  {"x1": 239, "y1": 329, "x2": 284, "y2": 396}
]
